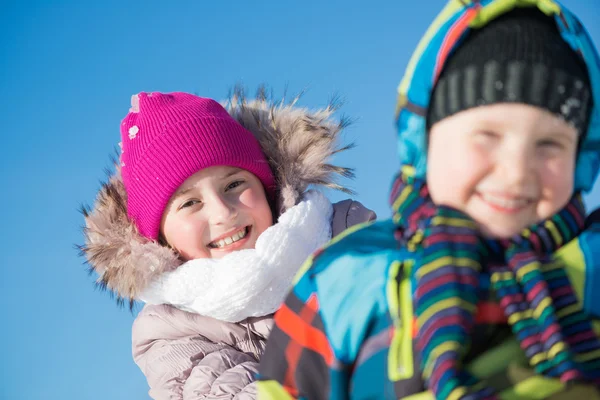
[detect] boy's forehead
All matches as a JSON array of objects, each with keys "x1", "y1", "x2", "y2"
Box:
[
  {"x1": 396, "y1": 1, "x2": 599, "y2": 190},
  {"x1": 435, "y1": 102, "x2": 579, "y2": 137}
]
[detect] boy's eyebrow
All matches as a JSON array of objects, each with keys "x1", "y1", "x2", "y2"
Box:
[{"x1": 545, "y1": 130, "x2": 577, "y2": 143}]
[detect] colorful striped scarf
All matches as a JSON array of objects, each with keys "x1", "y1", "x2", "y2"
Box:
[{"x1": 390, "y1": 166, "x2": 600, "y2": 400}]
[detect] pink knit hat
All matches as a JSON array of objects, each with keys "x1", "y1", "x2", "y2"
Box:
[{"x1": 120, "y1": 91, "x2": 276, "y2": 240}]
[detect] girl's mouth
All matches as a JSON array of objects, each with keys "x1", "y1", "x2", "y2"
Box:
[{"x1": 207, "y1": 226, "x2": 251, "y2": 249}]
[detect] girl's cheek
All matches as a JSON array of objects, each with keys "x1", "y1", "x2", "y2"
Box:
[
  {"x1": 238, "y1": 187, "x2": 263, "y2": 208},
  {"x1": 174, "y1": 218, "x2": 205, "y2": 245}
]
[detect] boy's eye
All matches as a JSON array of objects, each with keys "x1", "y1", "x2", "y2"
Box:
[
  {"x1": 538, "y1": 140, "x2": 564, "y2": 149},
  {"x1": 476, "y1": 130, "x2": 499, "y2": 138},
  {"x1": 226, "y1": 180, "x2": 245, "y2": 191},
  {"x1": 473, "y1": 130, "x2": 500, "y2": 144}
]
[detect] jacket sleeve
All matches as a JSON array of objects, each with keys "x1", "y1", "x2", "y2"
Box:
[
  {"x1": 257, "y1": 220, "x2": 400, "y2": 400},
  {"x1": 132, "y1": 307, "x2": 260, "y2": 400},
  {"x1": 580, "y1": 209, "x2": 600, "y2": 319}
]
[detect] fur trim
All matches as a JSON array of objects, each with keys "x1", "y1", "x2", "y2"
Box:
[
  {"x1": 79, "y1": 86, "x2": 355, "y2": 308},
  {"x1": 225, "y1": 85, "x2": 355, "y2": 212}
]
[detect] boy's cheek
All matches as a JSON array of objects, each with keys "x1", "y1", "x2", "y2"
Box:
[{"x1": 542, "y1": 160, "x2": 575, "y2": 195}]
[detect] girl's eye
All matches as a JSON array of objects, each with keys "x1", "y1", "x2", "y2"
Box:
[
  {"x1": 226, "y1": 180, "x2": 245, "y2": 191},
  {"x1": 179, "y1": 199, "x2": 201, "y2": 210}
]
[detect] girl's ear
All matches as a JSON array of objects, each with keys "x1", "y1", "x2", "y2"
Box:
[
  {"x1": 158, "y1": 233, "x2": 187, "y2": 262},
  {"x1": 158, "y1": 232, "x2": 171, "y2": 248},
  {"x1": 269, "y1": 187, "x2": 280, "y2": 223}
]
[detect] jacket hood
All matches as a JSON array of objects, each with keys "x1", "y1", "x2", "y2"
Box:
[
  {"x1": 394, "y1": 0, "x2": 600, "y2": 192},
  {"x1": 79, "y1": 87, "x2": 355, "y2": 308}
]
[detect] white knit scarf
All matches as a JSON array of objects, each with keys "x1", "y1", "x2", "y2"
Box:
[{"x1": 139, "y1": 191, "x2": 333, "y2": 322}]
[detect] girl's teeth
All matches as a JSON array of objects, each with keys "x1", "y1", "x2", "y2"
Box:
[{"x1": 211, "y1": 227, "x2": 248, "y2": 248}]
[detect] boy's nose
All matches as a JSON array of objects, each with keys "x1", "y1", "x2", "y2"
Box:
[{"x1": 498, "y1": 150, "x2": 533, "y2": 186}]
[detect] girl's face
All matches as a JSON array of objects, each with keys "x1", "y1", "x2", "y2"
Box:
[
  {"x1": 160, "y1": 166, "x2": 273, "y2": 261},
  {"x1": 427, "y1": 103, "x2": 578, "y2": 239}
]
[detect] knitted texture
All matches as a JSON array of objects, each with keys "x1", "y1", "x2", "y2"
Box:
[
  {"x1": 120, "y1": 92, "x2": 276, "y2": 240},
  {"x1": 389, "y1": 166, "x2": 600, "y2": 399},
  {"x1": 427, "y1": 8, "x2": 592, "y2": 135},
  {"x1": 139, "y1": 191, "x2": 333, "y2": 322}
]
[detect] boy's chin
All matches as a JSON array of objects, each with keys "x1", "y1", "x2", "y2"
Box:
[{"x1": 478, "y1": 223, "x2": 527, "y2": 240}]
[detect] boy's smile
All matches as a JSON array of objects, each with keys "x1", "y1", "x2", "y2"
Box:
[
  {"x1": 477, "y1": 192, "x2": 533, "y2": 214},
  {"x1": 427, "y1": 103, "x2": 578, "y2": 239},
  {"x1": 476, "y1": 191, "x2": 534, "y2": 213}
]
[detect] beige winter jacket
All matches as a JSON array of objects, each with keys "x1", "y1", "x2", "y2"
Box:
[
  {"x1": 80, "y1": 88, "x2": 376, "y2": 399},
  {"x1": 132, "y1": 306, "x2": 271, "y2": 399},
  {"x1": 132, "y1": 199, "x2": 374, "y2": 399}
]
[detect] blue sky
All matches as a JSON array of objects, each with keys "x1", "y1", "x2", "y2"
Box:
[{"x1": 2, "y1": 1, "x2": 600, "y2": 399}]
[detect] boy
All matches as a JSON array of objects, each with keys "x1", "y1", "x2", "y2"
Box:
[{"x1": 257, "y1": 1, "x2": 600, "y2": 399}]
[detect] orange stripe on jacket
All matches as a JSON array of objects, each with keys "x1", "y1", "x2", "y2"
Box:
[
  {"x1": 434, "y1": 5, "x2": 481, "y2": 81},
  {"x1": 276, "y1": 294, "x2": 335, "y2": 395}
]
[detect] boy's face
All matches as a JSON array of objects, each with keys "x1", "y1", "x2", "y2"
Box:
[
  {"x1": 427, "y1": 103, "x2": 578, "y2": 239},
  {"x1": 160, "y1": 166, "x2": 273, "y2": 261}
]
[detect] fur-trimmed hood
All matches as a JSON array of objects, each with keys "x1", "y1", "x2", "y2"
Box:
[
  {"x1": 394, "y1": 0, "x2": 600, "y2": 192},
  {"x1": 80, "y1": 88, "x2": 355, "y2": 308}
]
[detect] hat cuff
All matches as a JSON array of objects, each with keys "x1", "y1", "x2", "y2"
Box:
[{"x1": 426, "y1": 60, "x2": 591, "y2": 134}]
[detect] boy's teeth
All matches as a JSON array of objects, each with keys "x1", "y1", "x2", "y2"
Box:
[
  {"x1": 211, "y1": 227, "x2": 248, "y2": 248},
  {"x1": 482, "y1": 193, "x2": 529, "y2": 209}
]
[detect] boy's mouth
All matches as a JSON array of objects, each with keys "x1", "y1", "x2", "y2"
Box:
[
  {"x1": 207, "y1": 226, "x2": 251, "y2": 249},
  {"x1": 478, "y1": 192, "x2": 533, "y2": 212}
]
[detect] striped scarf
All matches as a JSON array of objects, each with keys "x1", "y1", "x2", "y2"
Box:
[{"x1": 390, "y1": 166, "x2": 600, "y2": 400}]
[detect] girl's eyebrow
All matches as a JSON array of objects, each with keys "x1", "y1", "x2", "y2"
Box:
[
  {"x1": 220, "y1": 169, "x2": 242, "y2": 179},
  {"x1": 173, "y1": 169, "x2": 243, "y2": 199},
  {"x1": 173, "y1": 186, "x2": 194, "y2": 200}
]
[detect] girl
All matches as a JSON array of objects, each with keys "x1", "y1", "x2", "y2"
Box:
[{"x1": 81, "y1": 88, "x2": 375, "y2": 399}]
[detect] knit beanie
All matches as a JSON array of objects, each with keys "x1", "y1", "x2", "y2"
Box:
[
  {"x1": 427, "y1": 7, "x2": 592, "y2": 135},
  {"x1": 120, "y1": 92, "x2": 276, "y2": 240}
]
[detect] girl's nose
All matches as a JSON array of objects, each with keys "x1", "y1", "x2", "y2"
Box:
[{"x1": 208, "y1": 195, "x2": 237, "y2": 225}]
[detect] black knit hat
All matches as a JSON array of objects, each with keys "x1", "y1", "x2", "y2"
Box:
[{"x1": 427, "y1": 7, "x2": 592, "y2": 135}]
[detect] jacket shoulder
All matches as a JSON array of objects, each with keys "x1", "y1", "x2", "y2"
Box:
[
  {"x1": 306, "y1": 218, "x2": 401, "y2": 278},
  {"x1": 132, "y1": 304, "x2": 188, "y2": 346},
  {"x1": 293, "y1": 219, "x2": 406, "y2": 361},
  {"x1": 331, "y1": 199, "x2": 377, "y2": 236}
]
